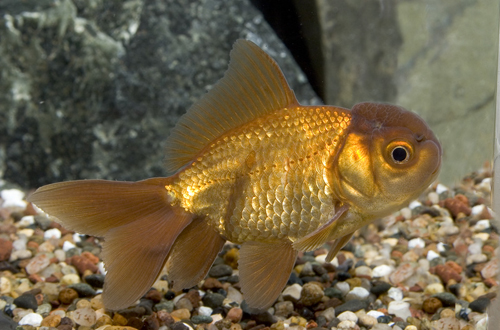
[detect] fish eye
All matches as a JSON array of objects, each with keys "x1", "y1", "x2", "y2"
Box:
[{"x1": 391, "y1": 146, "x2": 410, "y2": 164}]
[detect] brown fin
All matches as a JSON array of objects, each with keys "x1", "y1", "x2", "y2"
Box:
[
  {"x1": 292, "y1": 204, "x2": 349, "y2": 252},
  {"x1": 325, "y1": 232, "x2": 354, "y2": 262},
  {"x1": 28, "y1": 178, "x2": 195, "y2": 310},
  {"x1": 101, "y1": 205, "x2": 193, "y2": 310},
  {"x1": 239, "y1": 240, "x2": 297, "y2": 311},
  {"x1": 164, "y1": 39, "x2": 298, "y2": 173},
  {"x1": 27, "y1": 178, "x2": 173, "y2": 237},
  {"x1": 166, "y1": 217, "x2": 226, "y2": 291}
]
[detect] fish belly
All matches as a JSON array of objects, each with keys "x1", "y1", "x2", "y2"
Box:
[{"x1": 169, "y1": 106, "x2": 351, "y2": 243}]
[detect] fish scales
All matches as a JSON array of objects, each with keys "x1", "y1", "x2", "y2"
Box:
[{"x1": 168, "y1": 106, "x2": 350, "y2": 243}]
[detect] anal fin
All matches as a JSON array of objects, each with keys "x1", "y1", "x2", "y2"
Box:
[
  {"x1": 325, "y1": 232, "x2": 354, "y2": 262},
  {"x1": 239, "y1": 240, "x2": 297, "y2": 311},
  {"x1": 166, "y1": 217, "x2": 226, "y2": 291},
  {"x1": 293, "y1": 204, "x2": 349, "y2": 252}
]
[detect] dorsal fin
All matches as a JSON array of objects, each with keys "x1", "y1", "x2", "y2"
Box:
[{"x1": 164, "y1": 39, "x2": 299, "y2": 173}]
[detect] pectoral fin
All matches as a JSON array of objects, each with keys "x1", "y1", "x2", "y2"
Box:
[
  {"x1": 293, "y1": 204, "x2": 349, "y2": 252},
  {"x1": 239, "y1": 240, "x2": 297, "y2": 311},
  {"x1": 166, "y1": 217, "x2": 226, "y2": 291},
  {"x1": 325, "y1": 232, "x2": 354, "y2": 262}
]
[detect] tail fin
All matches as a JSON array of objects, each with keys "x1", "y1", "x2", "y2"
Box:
[{"x1": 28, "y1": 178, "x2": 194, "y2": 310}]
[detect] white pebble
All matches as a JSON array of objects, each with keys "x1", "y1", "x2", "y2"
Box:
[
  {"x1": 400, "y1": 207, "x2": 412, "y2": 219},
  {"x1": 73, "y1": 233, "x2": 83, "y2": 243},
  {"x1": 98, "y1": 262, "x2": 107, "y2": 275},
  {"x1": 337, "y1": 320, "x2": 357, "y2": 329},
  {"x1": 1, "y1": 188, "x2": 24, "y2": 201},
  {"x1": 436, "y1": 183, "x2": 448, "y2": 194},
  {"x1": 198, "y1": 306, "x2": 213, "y2": 316},
  {"x1": 18, "y1": 215, "x2": 35, "y2": 227},
  {"x1": 282, "y1": 283, "x2": 302, "y2": 301},
  {"x1": 388, "y1": 287, "x2": 403, "y2": 301},
  {"x1": 62, "y1": 240, "x2": 76, "y2": 251},
  {"x1": 355, "y1": 265, "x2": 372, "y2": 277},
  {"x1": 19, "y1": 312, "x2": 43, "y2": 326},
  {"x1": 367, "y1": 310, "x2": 385, "y2": 318},
  {"x1": 424, "y1": 283, "x2": 444, "y2": 294},
  {"x1": 471, "y1": 204, "x2": 485, "y2": 216},
  {"x1": 468, "y1": 242, "x2": 483, "y2": 255},
  {"x1": 382, "y1": 238, "x2": 398, "y2": 247},
  {"x1": 437, "y1": 242, "x2": 447, "y2": 252},
  {"x1": 60, "y1": 273, "x2": 81, "y2": 285},
  {"x1": 408, "y1": 238, "x2": 425, "y2": 249},
  {"x1": 473, "y1": 233, "x2": 490, "y2": 242},
  {"x1": 18, "y1": 228, "x2": 34, "y2": 237},
  {"x1": 426, "y1": 250, "x2": 440, "y2": 260},
  {"x1": 54, "y1": 249, "x2": 66, "y2": 262},
  {"x1": 315, "y1": 253, "x2": 339, "y2": 266},
  {"x1": 346, "y1": 287, "x2": 370, "y2": 300},
  {"x1": 466, "y1": 254, "x2": 487, "y2": 265},
  {"x1": 0, "y1": 277, "x2": 11, "y2": 294},
  {"x1": 473, "y1": 220, "x2": 491, "y2": 232},
  {"x1": 337, "y1": 311, "x2": 358, "y2": 323},
  {"x1": 10, "y1": 249, "x2": 32, "y2": 261},
  {"x1": 428, "y1": 191, "x2": 439, "y2": 205},
  {"x1": 388, "y1": 300, "x2": 411, "y2": 320},
  {"x1": 334, "y1": 281, "x2": 350, "y2": 297},
  {"x1": 478, "y1": 177, "x2": 492, "y2": 192},
  {"x1": 409, "y1": 200, "x2": 421, "y2": 209},
  {"x1": 44, "y1": 228, "x2": 62, "y2": 240},
  {"x1": 12, "y1": 238, "x2": 27, "y2": 251},
  {"x1": 372, "y1": 264, "x2": 394, "y2": 278}
]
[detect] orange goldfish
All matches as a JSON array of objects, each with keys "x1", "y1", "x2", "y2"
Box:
[{"x1": 28, "y1": 39, "x2": 441, "y2": 311}]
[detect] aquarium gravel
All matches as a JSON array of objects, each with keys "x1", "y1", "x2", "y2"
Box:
[{"x1": 0, "y1": 167, "x2": 496, "y2": 330}]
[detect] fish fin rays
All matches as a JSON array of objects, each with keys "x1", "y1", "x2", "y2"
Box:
[
  {"x1": 293, "y1": 204, "x2": 349, "y2": 252},
  {"x1": 166, "y1": 217, "x2": 226, "y2": 291},
  {"x1": 164, "y1": 39, "x2": 298, "y2": 173},
  {"x1": 28, "y1": 178, "x2": 195, "y2": 310},
  {"x1": 27, "y1": 178, "x2": 173, "y2": 237},
  {"x1": 325, "y1": 232, "x2": 354, "y2": 262},
  {"x1": 239, "y1": 240, "x2": 297, "y2": 311},
  {"x1": 101, "y1": 205, "x2": 193, "y2": 310}
]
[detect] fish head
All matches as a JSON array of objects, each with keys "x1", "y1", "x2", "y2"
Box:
[{"x1": 332, "y1": 102, "x2": 441, "y2": 218}]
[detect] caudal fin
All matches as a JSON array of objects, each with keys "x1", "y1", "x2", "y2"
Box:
[{"x1": 28, "y1": 178, "x2": 194, "y2": 310}]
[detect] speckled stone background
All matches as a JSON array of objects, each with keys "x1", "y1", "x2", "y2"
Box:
[{"x1": 0, "y1": 0, "x2": 498, "y2": 188}]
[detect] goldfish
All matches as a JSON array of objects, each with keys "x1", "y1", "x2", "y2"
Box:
[{"x1": 28, "y1": 39, "x2": 441, "y2": 311}]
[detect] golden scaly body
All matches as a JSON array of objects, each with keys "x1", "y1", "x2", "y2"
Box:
[
  {"x1": 168, "y1": 106, "x2": 350, "y2": 243},
  {"x1": 167, "y1": 106, "x2": 350, "y2": 243}
]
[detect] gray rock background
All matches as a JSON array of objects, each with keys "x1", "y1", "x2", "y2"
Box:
[{"x1": 0, "y1": 0, "x2": 498, "y2": 188}]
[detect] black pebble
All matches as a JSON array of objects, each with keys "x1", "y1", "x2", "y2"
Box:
[
  {"x1": 377, "y1": 315, "x2": 392, "y2": 323},
  {"x1": 0, "y1": 311, "x2": 18, "y2": 330},
  {"x1": 301, "y1": 276, "x2": 321, "y2": 283},
  {"x1": 165, "y1": 290, "x2": 176, "y2": 300},
  {"x1": 316, "y1": 315, "x2": 327, "y2": 327},
  {"x1": 202, "y1": 293, "x2": 225, "y2": 308},
  {"x1": 299, "y1": 307, "x2": 314, "y2": 319},
  {"x1": 287, "y1": 272, "x2": 303, "y2": 285},
  {"x1": 433, "y1": 292, "x2": 457, "y2": 306},
  {"x1": 334, "y1": 299, "x2": 368, "y2": 314},
  {"x1": 370, "y1": 281, "x2": 391, "y2": 295},
  {"x1": 84, "y1": 274, "x2": 105, "y2": 288},
  {"x1": 327, "y1": 318, "x2": 340, "y2": 328},
  {"x1": 68, "y1": 283, "x2": 96, "y2": 297},
  {"x1": 208, "y1": 264, "x2": 233, "y2": 278},
  {"x1": 216, "y1": 288, "x2": 227, "y2": 297},
  {"x1": 138, "y1": 299, "x2": 154, "y2": 315},
  {"x1": 336, "y1": 272, "x2": 351, "y2": 281},
  {"x1": 13, "y1": 294, "x2": 38, "y2": 310},
  {"x1": 324, "y1": 287, "x2": 343, "y2": 299},
  {"x1": 469, "y1": 297, "x2": 491, "y2": 313}
]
